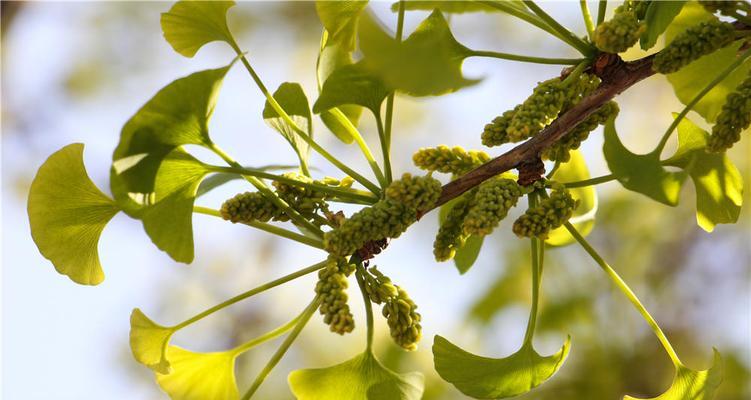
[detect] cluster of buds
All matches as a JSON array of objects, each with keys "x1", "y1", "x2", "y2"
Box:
[
  {"x1": 412, "y1": 145, "x2": 490, "y2": 176},
  {"x1": 463, "y1": 177, "x2": 526, "y2": 236},
  {"x1": 594, "y1": 2, "x2": 645, "y2": 54},
  {"x1": 708, "y1": 72, "x2": 751, "y2": 152},
  {"x1": 542, "y1": 101, "x2": 620, "y2": 162},
  {"x1": 652, "y1": 20, "x2": 736, "y2": 74},
  {"x1": 512, "y1": 184, "x2": 579, "y2": 239},
  {"x1": 362, "y1": 267, "x2": 422, "y2": 350},
  {"x1": 433, "y1": 190, "x2": 476, "y2": 262},
  {"x1": 315, "y1": 256, "x2": 357, "y2": 334}
]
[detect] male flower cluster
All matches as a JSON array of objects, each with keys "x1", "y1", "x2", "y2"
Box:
[
  {"x1": 413, "y1": 145, "x2": 490, "y2": 176},
  {"x1": 542, "y1": 101, "x2": 620, "y2": 162},
  {"x1": 708, "y1": 72, "x2": 751, "y2": 152},
  {"x1": 315, "y1": 256, "x2": 356, "y2": 334},
  {"x1": 463, "y1": 178, "x2": 526, "y2": 236},
  {"x1": 363, "y1": 267, "x2": 422, "y2": 350},
  {"x1": 652, "y1": 20, "x2": 736, "y2": 74},
  {"x1": 512, "y1": 184, "x2": 579, "y2": 239},
  {"x1": 594, "y1": 2, "x2": 645, "y2": 54}
]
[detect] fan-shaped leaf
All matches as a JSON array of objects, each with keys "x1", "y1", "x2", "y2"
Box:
[
  {"x1": 317, "y1": 31, "x2": 361, "y2": 144},
  {"x1": 28, "y1": 143, "x2": 120, "y2": 285},
  {"x1": 664, "y1": 116, "x2": 742, "y2": 232},
  {"x1": 624, "y1": 350, "x2": 722, "y2": 400},
  {"x1": 156, "y1": 346, "x2": 239, "y2": 400},
  {"x1": 639, "y1": 1, "x2": 686, "y2": 50},
  {"x1": 262, "y1": 82, "x2": 312, "y2": 168},
  {"x1": 161, "y1": 1, "x2": 236, "y2": 57},
  {"x1": 664, "y1": 2, "x2": 751, "y2": 123},
  {"x1": 289, "y1": 351, "x2": 424, "y2": 400},
  {"x1": 603, "y1": 118, "x2": 686, "y2": 206},
  {"x1": 315, "y1": 1, "x2": 369, "y2": 52},
  {"x1": 110, "y1": 65, "x2": 230, "y2": 216},
  {"x1": 547, "y1": 150, "x2": 597, "y2": 246},
  {"x1": 454, "y1": 235, "x2": 484, "y2": 274},
  {"x1": 433, "y1": 336, "x2": 571, "y2": 399},
  {"x1": 129, "y1": 308, "x2": 175, "y2": 374},
  {"x1": 313, "y1": 62, "x2": 390, "y2": 116}
]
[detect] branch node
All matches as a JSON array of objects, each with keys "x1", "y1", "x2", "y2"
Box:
[{"x1": 517, "y1": 157, "x2": 545, "y2": 186}]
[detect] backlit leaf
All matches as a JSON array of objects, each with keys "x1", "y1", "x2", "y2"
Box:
[
  {"x1": 156, "y1": 346, "x2": 239, "y2": 400},
  {"x1": 317, "y1": 31, "x2": 361, "y2": 144},
  {"x1": 161, "y1": 0, "x2": 236, "y2": 57},
  {"x1": 313, "y1": 62, "x2": 390, "y2": 116},
  {"x1": 359, "y1": 10, "x2": 478, "y2": 97},
  {"x1": 640, "y1": 1, "x2": 686, "y2": 50},
  {"x1": 547, "y1": 150, "x2": 597, "y2": 246},
  {"x1": 392, "y1": 1, "x2": 528, "y2": 13},
  {"x1": 129, "y1": 308, "x2": 175, "y2": 374},
  {"x1": 664, "y1": 2, "x2": 751, "y2": 123},
  {"x1": 262, "y1": 82, "x2": 313, "y2": 168},
  {"x1": 603, "y1": 118, "x2": 686, "y2": 206},
  {"x1": 289, "y1": 351, "x2": 424, "y2": 400},
  {"x1": 433, "y1": 336, "x2": 571, "y2": 399},
  {"x1": 110, "y1": 65, "x2": 230, "y2": 216},
  {"x1": 454, "y1": 235, "x2": 484, "y2": 275},
  {"x1": 664, "y1": 116, "x2": 742, "y2": 232},
  {"x1": 140, "y1": 150, "x2": 211, "y2": 263},
  {"x1": 315, "y1": 1, "x2": 369, "y2": 52},
  {"x1": 624, "y1": 350, "x2": 722, "y2": 400},
  {"x1": 28, "y1": 143, "x2": 120, "y2": 285}
]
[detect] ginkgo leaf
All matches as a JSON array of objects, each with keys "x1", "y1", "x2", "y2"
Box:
[
  {"x1": 315, "y1": 0, "x2": 369, "y2": 52},
  {"x1": 140, "y1": 150, "x2": 212, "y2": 263},
  {"x1": 28, "y1": 143, "x2": 120, "y2": 286},
  {"x1": 161, "y1": 0, "x2": 236, "y2": 57},
  {"x1": 547, "y1": 150, "x2": 598, "y2": 246},
  {"x1": 664, "y1": 116, "x2": 742, "y2": 232},
  {"x1": 454, "y1": 235, "x2": 484, "y2": 275},
  {"x1": 665, "y1": 2, "x2": 751, "y2": 123},
  {"x1": 288, "y1": 351, "x2": 424, "y2": 400},
  {"x1": 156, "y1": 346, "x2": 239, "y2": 400},
  {"x1": 603, "y1": 118, "x2": 686, "y2": 206},
  {"x1": 639, "y1": 1, "x2": 686, "y2": 50},
  {"x1": 129, "y1": 308, "x2": 175, "y2": 375},
  {"x1": 359, "y1": 10, "x2": 478, "y2": 97},
  {"x1": 624, "y1": 350, "x2": 722, "y2": 400},
  {"x1": 317, "y1": 30, "x2": 361, "y2": 144},
  {"x1": 392, "y1": 1, "x2": 528, "y2": 13},
  {"x1": 110, "y1": 65, "x2": 230, "y2": 216},
  {"x1": 313, "y1": 62, "x2": 390, "y2": 116},
  {"x1": 433, "y1": 336, "x2": 571, "y2": 399},
  {"x1": 262, "y1": 82, "x2": 312, "y2": 168}
]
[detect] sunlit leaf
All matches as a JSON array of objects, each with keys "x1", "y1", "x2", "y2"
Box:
[
  {"x1": 161, "y1": 0, "x2": 236, "y2": 57},
  {"x1": 664, "y1": 116, "x2": 742, "y2": 232},
  {"x1": 28, "y1": 143, "x2": 120, "y2": 286},
  {"x1": 433, "y1": 336, "x2": 571, "y2": 399},
  {"x1": 603, "y1": 118, "x2": 686, "y2": 206},
  {"x1": 392, "y1": 1, "x2": 528, "y2": 13},
  {"x1": 315, "y1": 1, "x2": 369, "y2": 52},
  {"x1": 289, "y1": 351, "x2": 424, "y2": 400},
  {"x1": 129, "y1": 308, "x2": 175, "y2": 374},
  {"x1": 317, "y1": 32, "x2": 361, "y2": 144},
  {"x1": 110, "y1": 65, "x2": 230, "y2": 216},
  {"x1": 359, "y1": 10, "x2": 479, "y2": 96},
  {"x1": 454, "y1": 235, "x2": 484, "y2": 274},
  {"x1": 156, "y1": 346, "x2": 239, "y2": 400},
  {"x1": 262, "y1": 82, "x2": 313, "y2": 167},
  {"x1": 313, "y1": 62, "x2": 390, "y2": 116},
  {"x1": 640, "y1": 1, "x2": 686, "y2": 50},
  {"x1": 665, "y1": 2, "x2": 751, "y2": 123},
  {"x1": 624, "y1": 350, "x2": 722, "y2": 400},
  {"x1": 140, "y1": 150, "x2": 212, "y2": 263},
  {"x1": 547, "y1": 150, "x2": 597, "y2": 246}
]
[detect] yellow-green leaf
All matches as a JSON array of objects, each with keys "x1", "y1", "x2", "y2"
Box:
[
  {"x1": 262, "y1": 82, "x2": 312, "y2": 168},
  {"x1": 313, "y1": 62, "x2": 390, "y2": 116},
  {"x1": 454, "y1": 235, "x2": 484, "y2": 275},
  {"x1": 433, "y1": 336, "x2": 571, "y2": 399},
  {"x1": 129, "y1": 308, "x2": 175, "y2": 374},
  {"x1": 547, "y1": 150, "x2": 597, "y2": 246},
  {"x1": 664, "y1": 116, "x2": 742, "y2": 232},
  {"x1": 315, "y1": 1, "x2": 369, "y2": 52},
  {"x1": 28, "y1": 143, "x2": 120, "y2": 285},
  {"x1": 317, "y1": 30, "x2": 361, "y2": 144},
  {"x1": 289, "y1": 351, "x2": 424, "y2": 400},
  {"x1": 392, "y1": 1, "x2": 528, "y2": 13},
  {"x1": 156, "y1": 346, "x2": 239, "y2": 400},
  {"x1": 640, "y1": 1, "x2": 686, "y2": 50},
  {"x1": 624, "y1": 350, "x2": 722, "y2": 400},
  {"x1": 161, "y1": 1, "x2": 236, "y2": 57}
]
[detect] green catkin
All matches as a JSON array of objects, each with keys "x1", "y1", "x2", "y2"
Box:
[
  {"x1": 363, "y1": 266, "x2": 398, "y2": 304},
  {"x1": 652, "y1": 20, "x2": 736, "y2": 74},
  {"x1": 315, "y1": 256, "x2": 356, "y2": 334},
  {"x1": 699, "y1": 0, "x2": 743, "y2": 15},
  {"x1": 542, "y1": 101, "x2": 620, "y2": 162},
  {"x1": 433, "y1": 190, "x2": 476, "y2": 262},
  {"x1": 708, "y1": 73, "x2": 751, "y2": 152},
  {"x1": 384, "y1": 173, "x2": 443, "y2": 212},
  {"x1": 382, "y1": 287, "x2": 422, "y2": 351},
  {"x1": 412, "y1": 145, "x2": 490, "y2": 175},
  {"x1": 512, "y1": 184, "x2": 579, "y2": 239},
  {"x1": 220, "y1": 191, "x2": 282, "y2": 223},
  {"x1": 463, "y1": 178, "x2": 525, "y2": 236},
  {"x1": 481, "y1": 106, "x2": 520, "y2": 147},
  {"x1": 594, "y1": 3, "x2": 645, "y2": 54}
]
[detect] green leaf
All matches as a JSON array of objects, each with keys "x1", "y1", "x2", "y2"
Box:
[
  {"x1": 110, "y1": 65, "x2": 230, "y2": 216},
  {"x1": 359, "y1": 10, "x2": 478, "y2": 97},
  {"x1": 313, "y1": 62, "x2": 390, "y2": 116},
  {"x1": 160, "y1": 0, "x2": 236, "y2": 57},
  {"x1": 624, "y1": 350, "x2": 723, "y2": 400},
  {"x1": 640, "y1": 1, "x2": 686, "y2": 50},
  {"x1": 664, "y1": 116, "x2": 742, "y2": 232},
  {"x1": 547, "y1": 150, "x2": 597, "y2": 246},
  {"x1": 288, "y1": 351, "x2": 424, "y2": 400},
  {"x1": 140, "y1": 150, "x2": 211, "y2": 263},
  {"x1": 433, "y1": 336, "x2": 571, "y2": 399},
  {"x1": 603, "y1": 118, "x2": 686, "y2": 206},
  {"x1": 262, "y1": 82, "x2": 313, "y2": 167},
  {"x1": 317, "y1": 33, "x2": 361, "y2": 144},
  {"x1": 454, "y1": 235, "x2": 484, "y2": 275},
  {"x1": 28, "y1": 143, "x2": 120, "y2": 286},
  {"x1": 391, "y1": 1, "x2": 528, "y2": 14},
  {"x1": 665, "y1": 2, "x2": 751, "y2": 123},
  {"x1": 156, "y1": 346, "x2": 239, "y2": 400},
  {"x1": 129, "y1": 308, "x2": 175, "y2": 375},
  {"x1": 315, "y1": 1, "x2": 369, "y2": 52}
]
